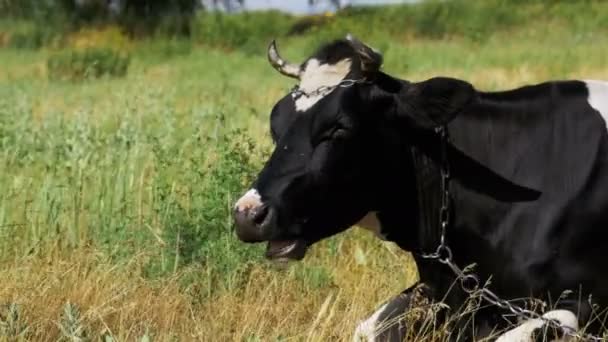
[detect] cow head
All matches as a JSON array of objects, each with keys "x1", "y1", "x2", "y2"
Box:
[{"x1": 233, "y1": 36, "x2": 476, "y2": 261}]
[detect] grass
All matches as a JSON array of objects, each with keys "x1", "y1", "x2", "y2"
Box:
[{"x1": 0, "y1": 1, "x2": 608, "y2": 340}]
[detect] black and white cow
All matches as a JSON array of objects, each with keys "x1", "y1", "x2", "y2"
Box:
[{"x1": 233, "y1": 35, "x2": 608, "y2": 341}]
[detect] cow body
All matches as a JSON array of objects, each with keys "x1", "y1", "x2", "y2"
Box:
[
  {"x1": 357, "y1": 80, "x2": 608, "y2": 341},
  {"x1": 448, "y1": 80, "x2": 608, "y2": 303},
  {"x1": 232, "y1": 37, "x2": 608, "y2": 341}
]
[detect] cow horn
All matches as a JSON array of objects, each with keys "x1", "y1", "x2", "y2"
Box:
[
  {"x1": 267, "y1": 40, "x2": 301, "y2": 79},
  {"x1": 345, "y1": 34, "x2": 383, "y2": 72}
]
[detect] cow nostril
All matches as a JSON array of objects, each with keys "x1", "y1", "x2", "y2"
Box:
[{"x1": 252, "y1": 205, "x2": 270, "y2": 226}]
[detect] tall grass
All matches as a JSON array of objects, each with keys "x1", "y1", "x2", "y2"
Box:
[
  {"x1": 0, "y1": 1, "x2": 607, "y2": 340},
  {"x1": 191, "y1": 0, "x2": 608, "y2": 55}
]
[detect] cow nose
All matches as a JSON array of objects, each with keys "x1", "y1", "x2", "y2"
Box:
[
  {"x1": 234, "y1": 204, "x2": 269, "y2": 227},
  {"x1": 233, "y1": 204, "x2": 273, "y2": 242}
]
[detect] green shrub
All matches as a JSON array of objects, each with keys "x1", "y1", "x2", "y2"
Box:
[
  {"x1": 117, "y1": 0, "x2": 197, "y2": 37},
  {"x1": 192, "y1": 10, "x2": 295, "y2": 55},
  {"x1": 1, "y1": 0, "x2": 197, "y2": 38},
  {"x1": 136, "y1": 125, "x2": 266, "y2": 293},
  {"x1": 404, "y1": 0, "x2": 522, "y2": 41},
  {"x1": 286, "y1": 14, "x2": 332, "y2": 36},
  {"x1": 137, "y1": 38, "x2": 192, "y2": 61},
  {"x1": 47, "y1": 48, "x2": 130, "y2": 81},
  {"x1": 294, "y1": 265, "x2": 334, "y2": 290},
  {"x1": 0, "y1": 0, "x2": 61, "y2": 20},
  {"x1": 3, "y1": 21, "x2": 60, "y2": 49},
  {"x1": 8, "y1": 27, "x2": 48, "y2": 49}
]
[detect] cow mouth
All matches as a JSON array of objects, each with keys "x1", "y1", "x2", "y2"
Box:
[{"x1": 265, "y1": 240, "x2": 308, "y2": 260}]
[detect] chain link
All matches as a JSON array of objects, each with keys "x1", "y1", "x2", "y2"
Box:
[
  {"x1": 421, "y1": 125, "x2": 605, "y2": 342},
  {"x1": 289, "y1": 78, "x2": 369, "y2": 99}
]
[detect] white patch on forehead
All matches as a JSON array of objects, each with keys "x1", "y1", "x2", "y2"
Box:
[
  {"x1": 294, "y1": 58, "x2": 352, "y2": 112},
  {"x1": 584, "y1": 80, "x2": 608, "y2": 129},
  {"x1": 356, "y1": 211, "x2": 387, "y2": 240},
  {"x1": 234, "y1": 189, "x2": 262, "y2": 211},
  {"x1": 495, "y1": 309, "x2": 578, "y2": 342}
]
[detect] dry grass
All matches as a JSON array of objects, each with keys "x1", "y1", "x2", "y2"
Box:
[{"x1": 0, "y1": 231, "x2": 415, "y2": 341}]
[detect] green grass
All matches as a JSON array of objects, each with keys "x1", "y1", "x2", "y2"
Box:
[{"x1": 0, "y1": 1, "x2": 607, "y2": 340}]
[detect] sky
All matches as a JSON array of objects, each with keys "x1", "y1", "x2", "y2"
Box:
[{"x1": 232, "y1": 0, "x2": 421, "y2": 14}]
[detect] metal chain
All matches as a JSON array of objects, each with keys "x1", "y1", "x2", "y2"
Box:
[
  {"x1": 421, "y1": 125, "x2": 605, "y2": 341},
  {"x1": 289, "y1": 78, "x2": 369, "y2": 99},
  {"x1": 420, "y1": 125, "x2": 452, "y2": 262}
]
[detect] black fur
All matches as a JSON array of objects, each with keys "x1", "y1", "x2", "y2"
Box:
[{"x1": 234, "y1": 39, "x2": 608, "y2": 340}]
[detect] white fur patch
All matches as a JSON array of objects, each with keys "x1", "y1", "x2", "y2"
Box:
[
  {"x1": 584, "y1": 80, "x2": 608, "y2": 129},
  {"x1": 294, "y1": 58, "x2": 352, "y2": 112},
  {"x1": 353, "y1": 302, "x2": 388, "y2": 342},
  {"x1": 234, "y1": 189, "x2": 262, "y2": 211},
  {"x1": 356, "y1": 211, "x2": 386, "y2": 240},
  {"x1": 495, "y1": 309, "x2": 578, "y2": 342}
]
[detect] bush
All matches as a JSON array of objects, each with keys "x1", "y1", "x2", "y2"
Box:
[
  {"x1": 1, "y1": 0, "x2": 198, "y2": 39},
  {"x1": 192, "y1": 10, "x2": 295, "y2": 55},
  {"x1": 110, "y1": 0, "x2": 198, "y2": 38},
  {"x1": 47, "y1": 47, "x2": 130, "y2": 81},
  {"x1": 3, "y1": 21, "x2": 60, "y2": 49},
  {"x1": 0, "y1": 1, "x2": 70, "y2": 46},
  {"x1": 65, "y1": 26, "x2": 131, "y2": 50},
  {"x1": 137, "y1": 38, "x2": 192, "y2": 61},
  {"x1": 287, "y1": 14, "x2": 333, "y2": 36},
  {"x1": 412, "y1": 0, "x2": 523, "y2": 41},
  {"x1": 0, "y1": 0, "x2": 60, "y2": 20},
  {"x1": 7, "y1": 26, "x2": 49, "y2": 49},
  {"x1": 143, "y1": 127, "x2": 265, "y2": 292}
]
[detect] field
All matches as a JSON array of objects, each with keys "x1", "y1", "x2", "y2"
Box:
[{"x1": 1, "y1": 1, "x2": 608, "y2": 341}]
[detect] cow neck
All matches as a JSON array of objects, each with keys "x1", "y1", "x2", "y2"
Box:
[
  {"x1": 408, "y1": 132, "x2": 464, "y2": 304},
  {"x1": 410, "y1": 143, "x2": 444, "y2": 256}
]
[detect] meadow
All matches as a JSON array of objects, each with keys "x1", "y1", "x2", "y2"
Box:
[{"x1": 1, "y1": 1, "x2": 608, "y2": 340}]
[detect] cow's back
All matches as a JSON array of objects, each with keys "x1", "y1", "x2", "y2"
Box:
[{"x1": 445, "y1": 80, "x2": 608, "y2": 305}]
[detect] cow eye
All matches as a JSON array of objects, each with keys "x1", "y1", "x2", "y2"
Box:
[
  {"x1": 332, "y1": 127, "x2": 348, "y2": 139},
  {"x1": 312, "y1": 121, "x2": 351, "y2": 147},
  {"x1": 319, "y1": 125, "x2": 348, "y2": 142}
]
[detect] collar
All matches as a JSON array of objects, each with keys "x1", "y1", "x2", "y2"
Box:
[{"x1": 289, "y1": 78, "x2": 371, "y2": 100}]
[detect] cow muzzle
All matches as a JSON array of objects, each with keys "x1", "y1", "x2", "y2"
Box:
[
  {"x1": 233, "y1": 189, "x2": 308, "y2": 260},
  {"x1": 233, "y1": 189, "x2": 274, "y2": 242}
]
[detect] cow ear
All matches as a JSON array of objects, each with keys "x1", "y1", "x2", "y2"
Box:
[
  {"x1": 345, "y1": 34, "x2": 383, "y2": 73},
  {"x1": 401, "y1": 77, "x2": 475, "y2": 129}
]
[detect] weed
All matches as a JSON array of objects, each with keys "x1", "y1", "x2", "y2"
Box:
[
  {"x1": 47, "y1": 47, "x2": 130, "y2": 81},
  {"x1": 0, "y1": 303, "x2": 29, "y2": 339},
  {"x1": 59, "y1": 302, "x2": 88, "y2": 342},
  {"x1": 294, "y1": 265, "x2": 334, "y2": 290}
]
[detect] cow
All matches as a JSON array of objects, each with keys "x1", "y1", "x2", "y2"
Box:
[{"x1": 232, "y1": 35, "x2": 608, "y2": 341}]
